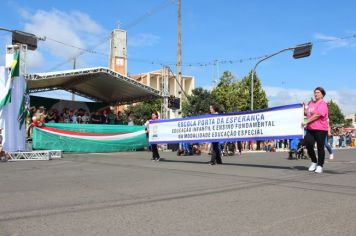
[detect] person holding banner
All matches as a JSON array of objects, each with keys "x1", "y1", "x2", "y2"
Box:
[
  {"x1": 145, "y1": 111, "x2": 161, "y2": 161},
  {"x1": 236, "y1": 141, "x2": 242, "y2": 155},
  {"x1": 303, "y1": 87, "x2": 329, "y2": 173},
  {"x1": 209, "y1": 105, "x2": 223, "y2": 165}
]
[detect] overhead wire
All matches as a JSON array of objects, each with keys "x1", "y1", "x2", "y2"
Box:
[
  {"x1": 313, "y1": 34, "x2": 356, "y2": 44},
  {"x1": 39, "y1": 16, "x2": 356, "y2": 70},
  {"x1": 45, "y1": 0, "x2": 176, "y2": 71},
  {"x1": 126, "y1": 34, "x2": 356, "y2": 68},
  {"x1": 46, "y1": 36, "x2": 110, "y2": 71}
]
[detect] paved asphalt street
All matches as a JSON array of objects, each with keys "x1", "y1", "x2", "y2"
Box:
[{"x1": 0, "y1": 148, "x2": 355, "y2": 236}]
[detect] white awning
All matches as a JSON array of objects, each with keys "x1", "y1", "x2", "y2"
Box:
[{"x1": 26, "y1": 67, "x2": 162, "y2": 104}]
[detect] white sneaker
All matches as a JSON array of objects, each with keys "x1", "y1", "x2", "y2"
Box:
[
  {"x1": 329, "y1": 154, "x2": 334, "y2": 160},
  {"x1": 315, "y1": 166, "x2": 323, "y2": 173},
  {"x1": 308, "y1": 162, "x2": 317, "y2": 171}
]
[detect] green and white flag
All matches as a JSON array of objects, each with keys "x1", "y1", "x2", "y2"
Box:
[
  {"x1": 0, "y1": 51, "x2": 20, "y2": 109},
  {"x1": 17, "y1": 84, "x2": 30, "y2": 130}
]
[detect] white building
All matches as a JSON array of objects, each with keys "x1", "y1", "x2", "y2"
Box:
[
  {"x1": 345, "y1": 114, "x2": 356, "y2": 128},
  {"x1": 132, "y1": 69, "x2": 195, "y2": 118},
  {"x1": 132, "y1": 69, "x2": 194, "y2": 97}
]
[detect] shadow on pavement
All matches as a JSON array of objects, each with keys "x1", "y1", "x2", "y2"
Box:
[
  {"x1": 160, "y1": 159, "x2": 349, "y2": 174},
  {"x1": 160, "y1": 159, "x2": 209, "y2": 165},
  {"x1": 222, "y1": 163, "x2": 293, "y2": 170},
  {"x1": 162, "y1": 159, "x2": 293, "y2": 170},
  {"x1": 293, "y1": 165, "x2": 347, "y2": 174},
  {"x1": 293, "y1": 166, "x2": 308, "y2": 171}
]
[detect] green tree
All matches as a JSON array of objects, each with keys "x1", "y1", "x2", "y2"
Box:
[
  {"x1": 181, "y1": 87, "x2": 214, "y2": 117},
  {"x1": 124, "y1": 98, "x2": 162, "y2": 125},
  {"x1": 211, "y1": 71, "x2": 240, "y2": 112},
  {"x1": 328, "y1": 100, "x2": 345, "y2": 127},
  {"x1": 237, "y1": 71, "x2": 268, "y2": 111},
  {"x1": 182, "y1": 70, "x2": 268, "y2": 117}
]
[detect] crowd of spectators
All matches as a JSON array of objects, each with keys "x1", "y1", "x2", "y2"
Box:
[
  {"x1": 26, "y1": 106, "x2": 137, "y2": 140},
  {"x1": 256, "y1": 129, "x2": 356, "y2": 152},
  {"x1": 198, "y1": 132, "x2": 356, "y2": 155},
  {"x1": 28, "y1": 106, "x2": 136, "y2": 125},
  {"x1": 330, "y1": 128, "x2": 356, "y2": 148}
]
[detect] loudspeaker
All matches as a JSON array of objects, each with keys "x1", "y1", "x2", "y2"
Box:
[{"x1": 12, "y1": 31, "x2": 38, "y2": 50}]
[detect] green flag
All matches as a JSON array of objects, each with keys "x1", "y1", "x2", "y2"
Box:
[
  {"x1": 18, "y1": 85, "x2": 30, "y2": 130},
  {"x1": 0, "y1": 51, "x2": 20, "y2": 108}
]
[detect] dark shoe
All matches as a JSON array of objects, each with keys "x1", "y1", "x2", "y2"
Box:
[
  {"x1": 151, "y1": 158, "x2": 156, "y2": 161},
  {"x1": 208, "y1": 162, "x2": 215, "y2": 165},
  {"x1": 155, "y1": 157, "x2": 161, "y2": 161}
]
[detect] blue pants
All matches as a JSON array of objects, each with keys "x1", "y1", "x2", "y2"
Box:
[
  {"x1": 182, "y1": 143, "x2": 190, "y2": 153},
  {"x1": 325, "y1": 136, "x2": 333, "y2": 155}
]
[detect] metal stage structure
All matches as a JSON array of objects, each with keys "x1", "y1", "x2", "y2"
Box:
[
  {"x1": 7, "y1": 150, "x2": 62, "y2": 161},
  {"x1": 26, "y1": 67, "x2": 163, "y2": 104},
  {"x1": 21, "y1": 67, "x2": 162, "y2": 160}
]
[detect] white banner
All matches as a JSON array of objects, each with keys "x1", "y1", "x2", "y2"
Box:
[
  {"x1": 149, "y1": 104, "x2": 304, "y2": 144},
  {"x1": 0, "y1": 52, "x2": 26, "y2": 152}
]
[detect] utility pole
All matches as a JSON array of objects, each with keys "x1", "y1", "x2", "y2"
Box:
[
  {"x1": 161, "y1": 66, "x2": 170, "y2": 119},
  {"x1": 72, "y1": 58, "x2": 76, "y2": 101},
  {"x1": 176, "y1": 0, "x2": 182, "y2": 113}
]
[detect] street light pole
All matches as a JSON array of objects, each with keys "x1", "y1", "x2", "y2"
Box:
[
  {"x1": 250, "y1": 43, "x2": 312, "y2": 110},
  {"x1": 176, "y1": 0, "x2": 182, "y2": 112},
  {"x1": 250, "y1": 48, "x2": 293, "y2": 110}
]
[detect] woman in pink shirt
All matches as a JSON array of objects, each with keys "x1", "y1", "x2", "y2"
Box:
[{"x1": 304, "y1": 87, "x2": 329, "y2": 173}]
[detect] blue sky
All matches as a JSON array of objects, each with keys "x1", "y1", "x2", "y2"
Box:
[{"x1": 1, "y1": 0, "x2": 356, "y2": 114}]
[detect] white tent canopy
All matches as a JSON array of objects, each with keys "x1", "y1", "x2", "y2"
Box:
[{"x1": 26, "y1": 67, "x2": 162, "y2": 104}]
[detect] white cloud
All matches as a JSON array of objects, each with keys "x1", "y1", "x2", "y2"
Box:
[
  {"x1": 19, "y1": 8, "x2": 31, "y2": 19},
  {"x1": 314, "y1": 33, "x2": 356, "y2": 53},
  {"x1": 128, "y1": 33, "x2": 160, "y2": 47},
  {"x1": 26, "y1": 50, "x2": 45, "y2": 69},
  {"x1": 70, "y1": 11, "x2": 103, "y2": 34},
  {"x1": 20, "y1": 9, "x2": 106, "y2": 70},
  {"x1": 327, "y1": 88, "x2": 356, "y2": 115},
  {"x1": 265, "y1": 86, "x2": 356, "y2": 115}
]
